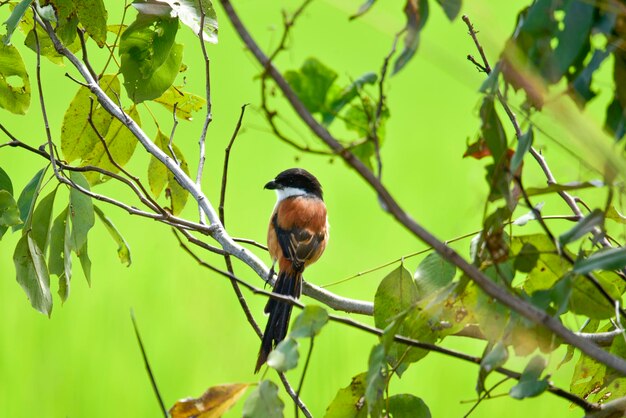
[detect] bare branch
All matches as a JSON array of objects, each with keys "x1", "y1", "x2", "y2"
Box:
[{"x1": 218, "y1": 0, "x2": 626, "y2": 375}]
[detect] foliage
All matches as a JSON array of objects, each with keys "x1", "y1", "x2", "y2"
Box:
[{"x1": 3, "y1": 0, "x2": 626, "y2": 416}]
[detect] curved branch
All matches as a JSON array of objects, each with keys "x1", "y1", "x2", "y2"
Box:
[
  {"x1": 218, "y1": 0, "x2": 626, "y2": 375},
  {"x1": 38, "y1": 17, "x2": 372, "y2": 316}
]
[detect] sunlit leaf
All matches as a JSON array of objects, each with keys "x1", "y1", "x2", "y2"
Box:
[
  {"x1": 387, "y1": 394, "x2": 431, "y2": 418},
  {"x1": 569, "y1": 271, "x2": 624, "y2": 319},
  {"x1": 154, "y1": 86, "x2": 206, "y2": 121},
  {"x1": 242, "y1": 380, "x2": 283, "y2": 418},
  {"x1": 289, "y1": 305, "x2": 328, "y2": 338},
  {"x1": 324, "y1": 373, "x2": 367, "y2": 418},
  {"x1": 0, "y1": 43, "x2": 30, "y2": 114},
  {"x1": 414, "y1": 252, "x2": 456, "y2": 297},
  {"x1": 61, "y1": 74, "x2": 119, "y2": 162},
  {"x1": 169, "y1": 383, "x2": 249, "y2": 418},
  {"x1": 120, "y1": 14, "x2": 182, "y2": 103},
  {"x1": 13, "y1": 233, "x2": 52, "y2": 315},
  {"x1": 509, "y1": 355, "x2": 549, "y2": 399},
  {"x1": 374, "y1": 265, "x2": 418, "y2": 328},
  {"x1": 68, "y1": 172, "x2": 95, "y2": 251},
  {"x1": 2, "y1": 0, "x2": 33, "y2": 45},
  {"x1": 525, "y1": 180, "x2": 603, "y2": 197},
  {"x1": 48, "y1": 207, "x2": 70, "y2": 290},
  {"x1": 267, "y1": 338, "x2": 299, "y2": 372},
  {"x1": 81, "y1": 106, "x2": 141, "y2": 185},
  {"x1": 153, "y1": 0, "x2": 218, "y2": 43},
  {"x1": 479, "y1": 96, "x2": 507, "y2": 163},
  {"x1": 148, "y1": 130, "x2": 190, "y2": 215},
  {"x1": 94, "y1": 205, "x2": 131, "y2": 266},
  {"x1": 510, "y1": 234, "x2": 568, "y2": 293},
  {"x1": 75, "y1": 0, "x2": 107, "y2": 47}
]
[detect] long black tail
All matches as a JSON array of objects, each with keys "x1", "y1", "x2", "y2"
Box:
[{"x1": 255, "y1": 270, "x2": 302, "y2": 372}]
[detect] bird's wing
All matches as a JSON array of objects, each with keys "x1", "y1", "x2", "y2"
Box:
[{"x1": 272, "y1": 214, "x2": 325, "y2": 272}]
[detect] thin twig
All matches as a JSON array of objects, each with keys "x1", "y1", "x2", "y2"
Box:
[
  {"x1": 196, "y1": 0, "x2": 212, "y2": 225},
  {"x1": 218, "y1": 0, "x2": 626, "y2": 376},
  {"x1": 295, "y1": 337, "x2": 315, "y2": 418},
  {"x1": 130, "y1": 311, "x2": 168, "y2": 418},
  {"x1": 168, "y1": 102, "x2": 181, "y2": 166}
]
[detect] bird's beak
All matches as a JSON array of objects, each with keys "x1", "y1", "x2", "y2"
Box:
[{"x1": 264, "y1": 180, "x2": 278, "y2": 190}]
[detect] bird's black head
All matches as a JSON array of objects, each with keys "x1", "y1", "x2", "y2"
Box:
[{"x1": 264, "y1": 168, "x2": 323, "y2": 200}]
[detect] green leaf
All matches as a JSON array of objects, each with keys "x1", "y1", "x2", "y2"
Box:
[
  {"x1": 78, "y1": 240, "x2": 91, "y2": 285},
  {"x1": 13, "y1": 233, "x2": 52, "y2": 316},
  {"x1": 0, "y1": 166, "x2": 12, "y2": 194},
  {"x1": 365, "y1": 344, "x2": 386, "y2": 416},
  {"x1": 14, "y1": 167, "x2": 46, "y2": 231},
  {"x1": 606, "y1": 206, "x2": 626, "y2": 224},
  {"x1": 479, "y1": 96, "x2": 507, "y2": 163},
  {"x1": 387, "y1": 394, "x2": 431, "y2": 418},
  {"x1": 435, "y1": 0, "x2": 461, "y2": 21},
  {"x1": 571, "y1": 47, "x2": 612, "y2": 106},
  {"x1": 573, "y1": 248, "x2": 626, "y2": 275},
  {"x1": 0, "y1": 190, "x2": 21, "y2": 238},
  {"x1": 289, "y1": 305, "x2": 328, "y2": 338},
  {"x1": 393, "y1": 0, "x2": 429, "y2": 74},
  {"x1": 510, "y1": 234, "x2": 569, "y2": 293},
  {"x1": 0, "y1": 43, "x2": 30, "y2": 114},
  {"x1": 285, "y1": 58, "x2": 338, "y2": 114},
  {"x1": 569, "y1": 271, "x2": 624, "y2": 319},
  {"x1": 120, "y1": 14, "x2": 182, "y2": 103},
  {"x1": 61, "y1": 74, "x2": 119, "y2": 162},
  {"x1": 323, "y1": 373, "x2": 367, "y2": 418},
  {"x1": 525, "y1": 180, "x2": 603, "y2": 197},
  {"x1": 30, "y1": 188, "x2": 57, "y2": 252},
  {"x1": 551, "y1": 0, "x2": 594, "y2": 82},
  {"x1": 154, "y1": 86, "x2": 206, "y2": 121},
  {"x1": 322, "y1": 72, "x2": 377, "y2": 126},
  {"x1": 75, "y1": 0, "x2": 108, "y2": 47},
  {"x1": 2, "y1": 0, "x2": 33, "y2": 45},
  {"x1": 571, "y1": 352, "x2": 606, "y2": 400},
  {"x1": 374, "y1": 265, "x2": 418, "y2": 329},
  {"x1": 81, "y1": 106, "x2": 141, "y2": 185},
  {"x1": 477, "y1": 342, "x2": 508, "y2": 393},
  {"x1": 156, "y1": 0, "x2": 218, "y2": 43},
  {"x1": 242, "y1": 380, "x2": 284, "y2": 418},
  {"x1": 68, "y1": 172, "x2": 95, "y2": 251},
  {"x1": 148, "y1": 130, "x2": 190, "y2": 215},
  {"x1": 94, "y1": 205, "x2": 131, "y2": 266},
  {"x1": 510, "y1": 127, "x2": 533, "y2": 173},
  {"x1": 48, "y1": 207, "x2": 71, "y2": 302},
  {"x1": 414, "y1": 252, "x2": 456, "y2": 297},
  {"x1": 509, "y1": 355, "x2": 549, "y2": 399},
  {"x1": 46, "y1": 0, "x2": 80, "y2": 45},
  {"x1": 559, "y1": 209, "x2": 604, "y2": 247},
  {"x1": 267, "y1": 338, "x2": 299, "y2": 372}
]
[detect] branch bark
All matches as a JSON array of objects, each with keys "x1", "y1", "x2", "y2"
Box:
[{"x1": 218, "y1": 0, "x2": 626, "y2": 376}]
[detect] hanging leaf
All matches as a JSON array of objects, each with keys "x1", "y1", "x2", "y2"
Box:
[
  {"x1": 169, "y1": 383, "x2": 249, "y2": 418},
  {"x1": 2, "y1": 0, "x2": 33, "y2": 45},
  {"x1": 289, "y1": 305, "x2": 328, "y2": 339},
  {"x1": 242, "y1": 380, "x2": 284, "y2": 418},
  {"x1": 120, "y1": 14, "x2": 183, "y2": 103},
  {"x1": 558, "y1": 209, "x2": 604, "y2": 247},
  {"x1": 322, "y1": 72, "x2": 377, "y2": 126},
  {"x1": 285, "y1": 58, "x2": 338, "y2": 114},
  {"x1": 349, "y1": 0, "x2": 377, "y2": 20},
  {"x1": 147, "y1": 130, "x2": 190, "y2": 215},
  {"x1": 477, "y1": 342, "x2": 508, "y2": 394},
  {"x1": 68, "y1": 172, "x2": 95, "y2": 252},
  {"x1": 393, "y1": 0, "x2": 429, "y2": 74},
  {"x1": 0, "y1": 43, "x2": 31, "y2": 114},
  {"x1": 414, "y1": 252, "x2": 456, "y2": 297},
  {"x1": 94, "y1": 205, "x2": 131, "y2": 266},
  {"x1": 75, "y1": 0, "x2": 108, "y2": 47},
  {"x1": 0, "y1": 190, "x2": 21, "y2": 239},
  {"x1": 365, "y1": 344, "x2": 386, "y2": 416},
  {"x1": 324, "y1": 373, "x2": 367, "y2": 418},
  {"x1": 154, "y1": 86, "x2": 206, "y2": 121},
  {"x1": 387, "y1": 394, "x2": 431, "y2": 418},
  {"x1": 61, "y1": 74, "x2": 119, "y2": 162},
  {"x1": 48, "y1": 206, "x2": 71, "y2": 303},
  {"x1": 267, "y1": 338, "x2": 299, "y2": 372},
  {"x1": 573, "y1": 248, "x2": 626, "y2": 275},
  {"x1": 13, "y1": 234, "x2": 52, "y2": 315},
  {"x1": 30, "y1": 188, "x2": 57, "y2": 252},
  {"x1": 435, "y1": 0, "x2": 461, "y2": 21},
  {"x1": 510, "y1": 127, "x2": 533, "y2": 173},
  {"x1": 150, "y1": 0, "x2": 218, "y2": 43},
  {"x1": 14, "y1": 167, "x2": 47, "y2": 232},
  {"x1": 509, "y1": 355, "x2": 549, "y2": 399}
]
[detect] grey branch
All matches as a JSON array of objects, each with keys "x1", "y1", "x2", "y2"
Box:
[{"x1": 39, "y1": 18, "x2": 373, "y2": 317}]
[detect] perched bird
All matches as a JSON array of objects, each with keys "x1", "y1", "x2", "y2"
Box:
[{"x1": 255, "y1": 168, "x2": 329, "y2": 372}]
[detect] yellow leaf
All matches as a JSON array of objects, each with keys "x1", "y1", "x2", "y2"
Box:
[
  {"x1": 169, "y1": 383, "x2": 249, "y2": 418},
  {"x1": 154, "y1": 86, "x2": 205, "y2": 121}
]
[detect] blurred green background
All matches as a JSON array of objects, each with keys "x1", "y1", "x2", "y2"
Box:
[{"x1": 0, "y1": 0, "x2": 606, "y2": 416}]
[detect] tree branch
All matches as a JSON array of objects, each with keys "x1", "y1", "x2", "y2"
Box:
[{"x1": 218, "y1": 0, "x2": 626, "y2": 375}]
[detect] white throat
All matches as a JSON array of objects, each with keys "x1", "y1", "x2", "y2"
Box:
[{"x1": 275, "y1": 187, "x2": 307, "y2": 203}]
